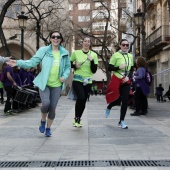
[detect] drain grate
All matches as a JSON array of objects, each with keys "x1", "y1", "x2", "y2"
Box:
[{"x1": 0, "y1": 160, "x2": 170, "y2": 167}]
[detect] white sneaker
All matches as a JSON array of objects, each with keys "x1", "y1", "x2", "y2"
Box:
[{"x1": 118, "y1": 121, "x2": 128, "y2": 129}]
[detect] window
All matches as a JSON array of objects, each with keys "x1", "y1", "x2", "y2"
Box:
[
  {"x1": 78, "y1": 16, "x2": 90, "y2": 22},
  {"x1": 92, "y1": 10, "x2": 108, "y2": 19},
  {"x1": 122, "y1": 9, "x2": 126, "y2": 18},
  {"x1": 92, "y1": 22, "x2": 106, "y2": 31},
  {"x1": 69, "y1": 4, "x2": 73, "y2": 10},
  {"x1": 94, "y1": 2, "x2": 107, "y2": 9},
  {"x1": 82, "y1": 27, "x2": 90, "y2": 32},
  {"x1": 78, "y1": 3, "x2": 90, "y2": 10}
]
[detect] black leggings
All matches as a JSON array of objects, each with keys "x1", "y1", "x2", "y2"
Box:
[
  {"x1": 72, "y1": 81, "x2": 92, "y2": 118},
  {"x1": 107, "y1": 83, "x2": 130, "y2": 121}
]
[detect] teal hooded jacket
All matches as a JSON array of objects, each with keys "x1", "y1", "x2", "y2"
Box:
[{"x1": 16, "y1": 44, "x2": 71, "y2": 91}]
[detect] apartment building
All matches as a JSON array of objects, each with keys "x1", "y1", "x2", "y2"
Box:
[
  {"x1": 69, "y1": 0, "x2": 118, "y2": 90},
  {"x1": 144, "y1": 0, "x2": 170, "y2": 94}
]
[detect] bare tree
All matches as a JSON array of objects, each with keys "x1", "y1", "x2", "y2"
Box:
[
  {"x1": 21, "y1": 0, "x2": 73, "y2": 49},
  {"x1": 0, "y1": 0, "x2": 16, "y2": 56}
]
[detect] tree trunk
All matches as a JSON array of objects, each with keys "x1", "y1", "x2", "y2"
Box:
[
  {"x1": 0, "y1": 27, "x2": 10, "y2": 56},
  {"x1": 0, "y1": 0, "x2": 16, "y2": 56}
]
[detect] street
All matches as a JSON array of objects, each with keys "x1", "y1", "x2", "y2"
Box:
[{"x1": 0, "y1": 96, "x2": 170, "y2": 169}]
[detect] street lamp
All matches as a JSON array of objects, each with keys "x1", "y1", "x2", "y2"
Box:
[
  {"x1": 134, "y1": 9, "x2": 143, "y2": 57},
  {"x1": 17, "y1": 11, "x2": 28, "y2": 60}
]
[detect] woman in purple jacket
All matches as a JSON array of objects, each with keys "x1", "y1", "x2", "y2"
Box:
[{"x1": 130, "y1": 57, "x2": 150, "y2": 116}]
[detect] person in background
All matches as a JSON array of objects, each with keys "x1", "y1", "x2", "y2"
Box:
[
  {"x1": 91, "y1": 84, "x2": 94, "y2": 95},
  {"x1": 7, "y1": 30, "x2": 71, "y2": 137},
  {"x1": 70, "y1": 36, "x2": 98, "y2": 127},
  {"x1": 0, "y1": 56, "x2": 11, "y2": 105},
  {"x1": 94, "y1": 84, "x2": 98, "y2": 95},
  {"x1": 0, "y1": 80, "x2": 4, "y2": 104},
  {"x1": 156, "y1": 83, "x2": 164, "y2": 102},
  {"x1": 3, "y1": 64, "x2": 17, "y2": 115},
  {"x1": 130, "y1": 57, "x2": 150, "y2": 116},
  {"x1": 104, "y1": 39, "x2": 134, "y2": 129}
]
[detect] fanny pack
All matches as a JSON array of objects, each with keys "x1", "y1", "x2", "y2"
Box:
[{"x1": 73, "y1": 75, "x2": 91, "y2": 86}]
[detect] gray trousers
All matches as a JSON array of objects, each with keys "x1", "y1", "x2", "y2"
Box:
[{"x1": 39, "y1": 86, "x2": 61, "y2": 120}]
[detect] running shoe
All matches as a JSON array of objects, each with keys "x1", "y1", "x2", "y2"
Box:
[
  {"x1": 118, "y1": 121, "x2": 128, "y2": 129},
  {"x1": 104, "y1": 109, "x2": 110, "y2": 118},
  {"x1": 39, "y1": 120, "x2": 46, "y2": 133}
]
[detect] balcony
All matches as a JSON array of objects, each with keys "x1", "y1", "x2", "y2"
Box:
[
  {"x1": 146, "y1": 25, "x2": 170, "y2": 56},
  {"x1": 119, "y1": 0, "x2": 126, "y2": 8},
  {"x1": 146, "y1": 0, "x2": 156, "y2": 9}
]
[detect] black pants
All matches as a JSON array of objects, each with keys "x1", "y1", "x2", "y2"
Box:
[
  {"x1": 4, "y1": 86, "x2": 14, "y2": 112},
  {"x1": 72, "y1": 81, "x2": 92, "y2": 118},
  {"x1": 107, "y1": 83, "x2": 130, "y2": 121},
  {"x1": 0, "y1": 88, "x2": 4, "y2": 102},
  {"x1": 135, "y1": 87, "x2": 148, "y2": 113},
  {"x1": 157, "y1": 95, "x2": 163, "y2": 102}
]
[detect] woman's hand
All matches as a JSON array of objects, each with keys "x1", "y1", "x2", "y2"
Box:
[
  {"x1": 122, "y1": 76, "x2": 129, "y2": 83},
  {"x1": 87, "y1": 54, "x2": 93, "y2": 61},
  {"x1": 60, "y1": 77, "x2": 65, "y2": 83},
  {"x1": 6, "y1": 59, "x2": 17, "y2": 67},
  {"x1": 76, "y1": 62, "x2": 81, "y2": 68},
  {"x1": 119, "y1": 63, "x2": 127, "y2": 69}
]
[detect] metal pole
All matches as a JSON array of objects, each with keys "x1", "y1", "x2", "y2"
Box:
[
  {"x1": 138, "y1": 26, "x2": 140, "y2": 56},
  {"x1": 21, "y1": 28, "x2": 24, "y2": 60}
]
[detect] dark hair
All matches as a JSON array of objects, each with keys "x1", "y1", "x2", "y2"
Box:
[
  {"x1": 82, "y1": 36, "x2": 92, "y2": 50},
  {"x1": 49, "y1": 31, "x2": 64, "y2": 45},
  {"x1": 119, "y1": 39, "x2": 128, "y2": 45},
  {"x1": 136, "y1": 57, "x2": 146, "y2": 68}
]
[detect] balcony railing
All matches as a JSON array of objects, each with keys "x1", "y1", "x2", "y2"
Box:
[
  {"x1": 146, "y1": 0, "x2": 156, "y2": 8},
  {"x1": 119, "y1": 0, "x2": 126, "y2": 8},
  {"x1": 146, "y1": 25, "x2": 170, "y2": 50}
]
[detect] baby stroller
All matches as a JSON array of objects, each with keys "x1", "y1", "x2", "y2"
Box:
[{"x1": 163, "y1": 89, "x2": 170, "y2": 101}]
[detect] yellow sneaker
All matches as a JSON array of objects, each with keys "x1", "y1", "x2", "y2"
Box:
[{"x1": 76, "y1": 118, "x2": 82, "y2": 127}]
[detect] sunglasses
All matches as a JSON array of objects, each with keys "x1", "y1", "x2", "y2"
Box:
[
  {"x1": 121, "y1": 44, "x2": 129, "y2": 47},
  {"x1": 51, "y1": 35, "x2": 62, "y2": 39}
]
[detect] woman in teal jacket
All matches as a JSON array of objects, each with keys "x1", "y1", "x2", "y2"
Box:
[{"x1": 7, "y1": 31, "x2": 71, "y2": 137}]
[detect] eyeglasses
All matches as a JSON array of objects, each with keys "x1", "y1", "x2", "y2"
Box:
[
  {"x1": 51, "y1": 35, "x2": 61, "y2": 39},
  {"x1": 121, "y1": 44, "x2": 129, "y2": 47}
]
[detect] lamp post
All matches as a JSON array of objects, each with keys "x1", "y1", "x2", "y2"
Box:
[
  {"x1": 17, "y1": 11, "x2": 28, "y2": 60},
  {"x1": 134, "y1": 9, "x2": 143, "y2": 57}
]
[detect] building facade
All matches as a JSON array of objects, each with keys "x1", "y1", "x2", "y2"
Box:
[{"x1": 143, "y1": 0, "x2": 170, "y2": 95}]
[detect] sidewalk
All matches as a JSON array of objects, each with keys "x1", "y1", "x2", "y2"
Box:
[{"x1": 0, "y1": 96, "x2": 170, "y2": 170}]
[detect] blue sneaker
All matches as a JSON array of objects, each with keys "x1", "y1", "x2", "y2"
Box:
[
  {"x1": 118, "y1": 121, "x2": 128, "y2": 129},
  {"x1": 45, "y1": 128, "x2": 51, "y2": 137},
  {"x1": 105, "y1": 109, "x2": 110, "y2": 118},
  {"x1": 39, "y1": 120, "x2": 46, "y2": 133}
]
